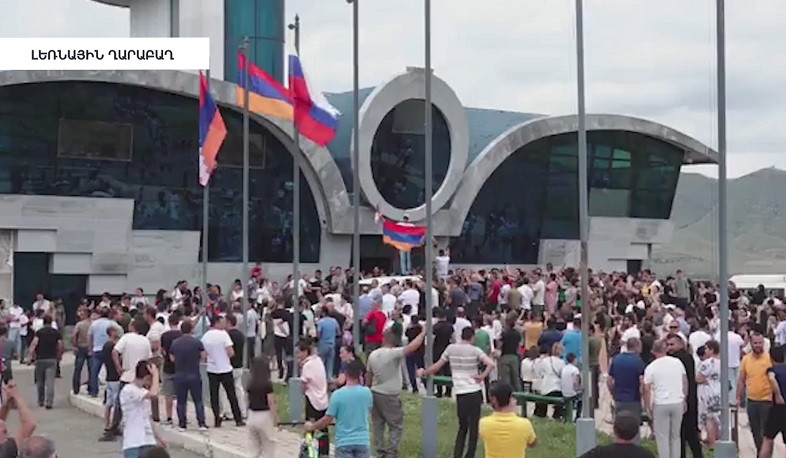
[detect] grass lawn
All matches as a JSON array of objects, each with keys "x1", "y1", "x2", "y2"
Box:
[{"x1": 272, "y1": 384, "x2": 711, "y2": 457}]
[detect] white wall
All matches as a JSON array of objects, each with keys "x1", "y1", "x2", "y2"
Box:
[
  {"x1": 129, "y1": 0, "x2": 171, "y2": 37},
  {"x1": 177, "y1": 0, "x2": 224, "y2": 79},
  {"x1": 0, "y1": 231, "x2": 12, "y2": 306}
]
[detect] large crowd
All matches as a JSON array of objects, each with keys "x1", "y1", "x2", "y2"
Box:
[{"x1": 1, "y1": 253, "x2": 786, "y2": 458}]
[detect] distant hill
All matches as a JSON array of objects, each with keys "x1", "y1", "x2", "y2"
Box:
[{"x1": 652, "y1": 167, "x2": 786, "y2": 277}]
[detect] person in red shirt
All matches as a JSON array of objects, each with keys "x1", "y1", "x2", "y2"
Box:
[
  {"x1": 487, "y1": 274, "x2": 501, "y2": 314},
  {"x1": 363, "y1": 295, "x2": 386, "y2": 354}
]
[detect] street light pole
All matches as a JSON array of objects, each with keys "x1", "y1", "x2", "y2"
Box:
[
  {"x1": 348, "y1": 0, "x2": 361, "y2": 348},
  {"x1": 574, "y1": 0, "x2": 595, "y2": 454},
  {"x1": 714, "y1": 1, "x2": 735, "y2": 456},
  {"x1": 420, "y1": 0, "x2": 437, "y2": 456},
  {"x1": 286, "y1": 15, "x2": 304, "y2": 423}
]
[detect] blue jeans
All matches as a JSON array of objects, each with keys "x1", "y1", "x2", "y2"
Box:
[
  {"x1": 318, "y1": 345, "x2": 335, "y2": 380},
  {"x1": 336, "y1": 445, "x2": 370, "y2": 458},
  {"x1": 72, "y1": 347, "x2": 89, "y2": 394},
  {"x1": 123, "y1": 445, "x2": 155, "y2": 458},
  {"x1": 88, "y1": 349, "x2": 103, "y2": 397},
  {"x1": 399, "y1": 250, "x2": 411, "y2": 274},
  {"x1": 175, "y1": 372, "x2": 206, "y2": 428},
  {"x1": 7, "y1": 328, "x2": 19, "y2": 360}
]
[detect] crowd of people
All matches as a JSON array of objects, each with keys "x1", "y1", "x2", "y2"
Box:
[{"x1": 2, "y1": 258, "x2": 786, "y2": 457}]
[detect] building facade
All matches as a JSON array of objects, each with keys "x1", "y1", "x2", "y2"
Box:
[
  {"x1": 0, "y1": 0, "x2": 716, "y2": 307},
  {"x1": 0, "y1": 67, "x2": 716, "y2": 308}
]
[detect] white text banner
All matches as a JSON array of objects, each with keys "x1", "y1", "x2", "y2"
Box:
[{"x1": 0, "y1": 37, "x2": 210, "y2": 71}]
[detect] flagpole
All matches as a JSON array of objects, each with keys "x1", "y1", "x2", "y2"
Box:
[
  {"x1": 202, "y1": 68, "x2": 210, "y2": 320},
  {"x1": 575, "y1": 0, "x2": 595, "y2": 453},
  {"x1": 287, "y1": 14, "x2": 304, "y2": 424},
  {"x1": 715, "y1": 1, "x2": 735, "y2": 457},
  {"x1": 421, "y1": 0, "x2": 437, "y2": 456},
  {"x1": 241, "y1": 36, "x2": 251, "y2": 369},
  {"x1": 350, "y1": 0, "x2": 361, "y2": 348}
]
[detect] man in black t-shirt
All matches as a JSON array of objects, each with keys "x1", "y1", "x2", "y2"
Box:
[
  {"x1": 160, "y1": 314, "x2": 183, "y2": 425},
  {"x1": 432, "y1": 307, "x2": 454, "y2": 398},
  {"x1": 224, "y1": 314, "x2": 247, "y2": 418},
  {"x1": 270, "y1": 300, "x2": 294, "y2": 379},
  {"x1": 102, "y1": 326, "x2": 121, "y2": 433},
  {"x1": 579, "y1": 414, "x2": 654, "y2": 458},
  {"x1": 170, "y1": 320, "x2": 207, "y2": 430},
  {"x1": 27, "y1": 315, "x2": 63, "y2": 409}
]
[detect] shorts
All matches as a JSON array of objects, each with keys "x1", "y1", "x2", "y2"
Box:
[
  {"x1": 104, "y1": 381, "x2": 121, "y2": 408},
  {"x1": 764, "y1": 404, "x2": 786, "y2": 440},
  {"x1": 162, "y1": 373, "x2": 176, "y2": 397}
]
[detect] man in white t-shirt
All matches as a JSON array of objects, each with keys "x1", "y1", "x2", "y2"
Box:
[
  {"x1": 517, "y1": 278, "x2": 534, "y2": 311},
  {"x1": 560, "y1": 352, "x2": 581, "y2": 421},
  {"x1": 7, "y1": 303, "x2": 25, "y2": 360},
  {"x1": 774, "y1": 310, "x2": 786, "y2": 346},
  {"x1": 435, "y1": 248, "x2": 450, "y2": 279},
  {"x1": 380, "y1": 285, "x2": 397, "y2": 316},
  {"x1": 120, "y1": 360, "x2": 164, "y2": 456},
  {"x1": 714, "y1": 328, "x2": 744, "y2": 401},
  {"x1": 201, "y1": 315, "x2": 244, "y2": 427},
  {"x1": 398, "y1": 280, "x2": 420, "y2": 317},
  {"x1": 530, "y1": 272, "x2": 546, "y2": 316},
  {"x1": 418, "y1": 327, "x2": 495, "y2": 458},
  {"x1": 643, "y1": 340, "x2": 687, "y2": 458},
  {"x1": 31, "y1": 294, "x2": 50, "y2": 314},
  {"x1": 688, "y1": 319, "x2": 712, "y2": 362},
  {"x1": 106, "y1": 318, "x2": 152, "y2": 440},
  {"x1": 245, "y1": 306, "x2": 260, "y2": 365},
  {"x1": 620, "y1": 315, "x2": 641, "y2": 353}
]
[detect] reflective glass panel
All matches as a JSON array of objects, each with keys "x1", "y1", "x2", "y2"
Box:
[
  {"x1": 0, "y1": 81, "x2": 319, "y2": 263},
  {"x1": 370, "y1": 99, "x2": 451, "y2": 209},
  {"x1": 451, "y1": 130, "x2": 684, "y2": 263}
]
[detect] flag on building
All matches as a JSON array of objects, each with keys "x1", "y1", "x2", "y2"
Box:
[
  {"x1": 288, "y1": 54, "x2": 340, "y2": 146},
  {"x1": 382, "y1": 219, "x2": 426, "y2": 252},
  {"x1": 198, "y1": 71, "x2": 227, "y2": 187},
  {"x1": 237, "y1": 51, "x2": 294, "y2": 120}
]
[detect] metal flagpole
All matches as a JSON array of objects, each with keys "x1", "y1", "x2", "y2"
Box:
[
  {"x1": 714, "y1": 0, "x2": 734, "y2": 456},
  {"x1": 202, "y1": 68, "x2": 210, "y2": 320},
  {"x1": 350, "y1": 0, "x2": 361, "y2": 348},
  {"x1": 241, "y1": 36, "x2": 251, "y2": 369},
  {"x1": 420, "y1": 0, "x2": 437, "y2": 456},
  {"x1": 287, "y1": 14, "x2": 304, "y2": 423},
  {"x1": 574, "y1": 0, "x2": 595, "y2": 454}
]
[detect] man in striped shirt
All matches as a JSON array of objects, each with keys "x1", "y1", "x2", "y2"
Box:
[{"x1": 418, "y1": 327, "x2": 496, "y2": 458}]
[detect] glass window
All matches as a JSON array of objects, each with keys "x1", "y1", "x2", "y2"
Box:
[
  {"x1": 0, "y1": 81, "x2": 319, "y2": 263},
  {"x1": 451, "y1": 130, "x2": 685, "y2": 262},
  {"x1": 370, "y1": 99, "x2": 451, "y2": 209},
  {"x1": 450, "y1": 146, "x2": 547, "y2": 264}
]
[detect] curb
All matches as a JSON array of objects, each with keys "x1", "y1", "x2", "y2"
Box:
[{"x1": 68, "y1": 393, "x2": 245, "y2": 458}]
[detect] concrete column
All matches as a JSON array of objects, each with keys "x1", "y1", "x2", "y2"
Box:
[{"x1": 0, "y1": 231, "x2": 13, "y2": 306}]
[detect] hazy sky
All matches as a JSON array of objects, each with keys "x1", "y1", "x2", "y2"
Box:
[{"x1": 2, "y1": 0, "x2": 784, "y2": 178}]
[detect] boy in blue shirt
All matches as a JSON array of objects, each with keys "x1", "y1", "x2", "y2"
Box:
[{"x1": 306, "y1": 360, "x2": 372, "y2": 457}]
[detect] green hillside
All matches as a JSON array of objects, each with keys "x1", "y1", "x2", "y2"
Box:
[{"x1": 652, "y1": 167, "x2": 786, "y2": 277}]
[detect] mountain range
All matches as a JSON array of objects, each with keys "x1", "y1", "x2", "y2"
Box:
[{"x1": 651, "y1": 167, "x2": 786, "y2": 278}]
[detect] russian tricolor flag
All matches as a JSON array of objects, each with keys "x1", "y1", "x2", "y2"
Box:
[
  {"x1": 198, "y1": 71, "x2": 227, "y2": 187},
  {"x1": 288, "y1": 54, "x2": 340, "y2": 146}
]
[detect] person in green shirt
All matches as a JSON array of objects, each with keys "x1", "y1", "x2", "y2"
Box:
[{"x1": 473, "y1": 316, "x2": 493, "y2": 402}]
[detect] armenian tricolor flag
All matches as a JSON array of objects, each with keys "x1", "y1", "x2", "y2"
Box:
[
  {"x1": 237, "y1": 51, "x2": 294, "y2": 121},
  {"x1": 198, "y1": 71, "x2": 227, "y2": 187},
  {"x1": 382, "y1": 219, "x2": 426, "y2": 252}
]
